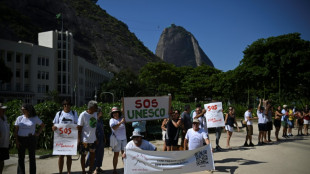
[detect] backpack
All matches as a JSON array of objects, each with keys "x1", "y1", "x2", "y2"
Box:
[{"x1": 57, "y1": 110, "x2": 77, "y2": 124}]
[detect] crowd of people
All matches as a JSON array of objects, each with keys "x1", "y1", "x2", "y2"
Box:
[{"x1": 0, "y1": 99, "x2": 309, "y2": 174}]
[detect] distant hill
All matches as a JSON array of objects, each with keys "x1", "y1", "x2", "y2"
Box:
[
  {"x1": 0, "y1": 0, "x2": 161, "y2": 73},
  {"x1": 155, "y1": 24, "x2": 214, "y2": 67}
]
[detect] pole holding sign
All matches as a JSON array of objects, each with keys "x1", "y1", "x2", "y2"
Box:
[
  {"x1": 204, "y1": 102, "x2": 225, "y2": 128},
  {"x1": 123, "y1": 96, "x2": 171, "y2": 122}
]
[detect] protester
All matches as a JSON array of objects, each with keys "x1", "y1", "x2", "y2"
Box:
[
  {"x1": 274, "y1": 106, "x2": 282, "y2": 141},
  {"x1": 0, "y1": 103, "x2": 9, "y2": 174},
  {"x1": 184, "y1": 118, "x2": 210, "y2": 150},
  {"x1": 281, "y1": 105, "x2": 289, "y2": 138},
  {"x1": 122, "y1": 131, "x2": 157, "y2": 159},
  {"x1": 265, "y1": 101, "x2": 273, "y2": 141},
  {"x1": 166, "y1": 109, "x2": 182, "y2": 151},
  {"x1": 243, "y1": 105, "x2": 257, "y2": 146},
  {"x1": 77, "y1": 100, "x2": 98, "y2": 174},
  {"x1": 296, "y1": 109, "x2": 304, "y2": 136},
  {"x1": 303, "y1": 109, "x2": 310, "y2": 135},
  {"x1": 287, "y1": 107, "x2": 294, "y2": 136},
  {"x1": 193, "y1": 105, "x2": 207, "y2": 131},
  {"x1": 161, "y1": 118, "x2": 169, "y2": 151},
  {"x1": 257, "y1": 99, "x2": 268, "y2": 145},
  {"x1": 224, "y1": 107, "x2": 240, "y2": 148},
  {"x1": 14, "y1": 103, "x2": 45, "y2": 174},
  {"x1": 109, "y1": 106, "x2": 126, "y2": 174},
  {"x1": 181, "y1": 105, "x2": 192, "y2": 150},
  {"x1": 85, "y1": 107, "x2": 105, "y2": 174},
  {"x1": 52, "y1": 99, "x2": 78, "y2": 174},
  {"x1": 132, "y1": 120, "x2": 146, "y2": 137}
]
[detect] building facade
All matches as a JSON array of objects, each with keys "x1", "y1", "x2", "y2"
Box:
[{"x1": 0, "y1": 30, "x2": 113, "y2": 105}]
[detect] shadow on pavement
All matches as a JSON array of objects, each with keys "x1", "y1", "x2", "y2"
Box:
[
  {"x1": 52, "y1": 168, "x2": 124, "y2": 174},
  {"x1": 214, "y1": 166, "x2": 238, "y2": 174},
  {"x1": 215, "y1": 158, "x2": 266, "y2": 173}
]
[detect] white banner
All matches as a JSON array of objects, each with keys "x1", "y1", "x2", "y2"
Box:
[
  {"x1": 124, "y1": 145, "x2": 214, "y2": 174},
  {"x1": 123, "y1": 96, "x2": 171, "y2": 122},
  {"x1": 204, "y1": 102, "x2": 225, "y2": 128},
  {"x1": 52, "y1": 124, "x2": 78, "y2": 155}
]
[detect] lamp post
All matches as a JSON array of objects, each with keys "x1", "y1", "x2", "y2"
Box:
[
  {"x1": 102, "y1": 92, "x2": 114, "y2": 104},
  {"x1": 94, "y1": 87, "x2": 97, "y2": 101}
]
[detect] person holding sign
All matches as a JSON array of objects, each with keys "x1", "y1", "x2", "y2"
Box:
[
  {"x1": 14, "y1": 104, "x2": 45, "y2": 174},
  {"x1": 52, "y1": 99, "x2": 78, "y2": 174},
  {"x1": 166, "y1": 109, "x2": 182, "y2": 151},
  {"x1": 122, "y1": 131, "x2": 157, "y2": 159},
  {"x1": 78, "y1": 101, "x2": 98, "y2": 174},
  {"x1": 109, "y1": 106, "x2": 126, "y2": 174},
  {"x1": 192, "y1": 104, "x2": 207, "y2": 131},
  {"x1": 224, "y1": 107, "x2": 240, "y2": 148},
  {"x1": 184, "y1": 118, "x2": 210, "y2": 150}
]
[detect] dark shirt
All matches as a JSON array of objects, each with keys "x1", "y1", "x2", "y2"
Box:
[{"x1": 181, "y1": 111, "x2": 192, "y2": 130}]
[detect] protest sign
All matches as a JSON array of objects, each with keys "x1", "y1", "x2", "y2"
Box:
[
  {"x1": 124, "y1": 145, "x2": 214, "y2": 174},
  {"x1": 123, "y1": 96, "x2": 171, "y2": 122},
  {"x1": 204, "y1": 102, "x2": 225, "y2": 128},
  {"x1": 53, "y1": 124, "x2": 78, "y2": 155}
]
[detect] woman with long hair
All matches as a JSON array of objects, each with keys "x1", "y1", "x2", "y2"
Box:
[
  {"x1": 225, "y1": 107, "x2": 240, "y2": 148},
  {"x1": 274, "y1": 106, "x2": 282, "y2": 141},
  {"x1": 14, "y1": 103, "x2": 45, "y2": 174}
]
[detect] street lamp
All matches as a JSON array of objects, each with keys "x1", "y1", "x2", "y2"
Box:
[{"x1": 94, "y1": 87, "x2": 97, "y2": 101}]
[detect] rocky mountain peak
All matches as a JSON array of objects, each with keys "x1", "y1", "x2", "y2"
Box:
[{"x1": 155, "y1": 24, "x2": 214, "y2": 67}]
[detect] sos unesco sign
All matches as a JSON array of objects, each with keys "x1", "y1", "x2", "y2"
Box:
[{"x1": 123, "y1": 96, "x2": 171, "y2": 122}]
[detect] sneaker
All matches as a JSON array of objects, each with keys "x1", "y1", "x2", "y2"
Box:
[
  {"x1": 289, "y1": 134, "x2": 293, "y2": 136},
  {"x1": 243, "y1": 142, "x2": 249, "y2": 147},
  {"x1": 249, "y1": 142, "x2": 255, "y2": 146},
  {"x1": 257, "y1": 142, "x2": 262, "y2": 146},
  {"x1": 217, "y1": 146, "x2": 223, "y2": 150}
]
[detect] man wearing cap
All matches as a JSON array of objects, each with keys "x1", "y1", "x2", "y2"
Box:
[
  {"x1": 184, "y1": 118, "x2": 210, "y2": 151},
  {"x1": 122, "y1": 131, "x2": 157, "y2": 159},
  {"x1": 78, "y1": 100, "x2": 98, "y2": 174},
  {"x1": 0, "y1": 103, "x2": 9, "y2": 174}
]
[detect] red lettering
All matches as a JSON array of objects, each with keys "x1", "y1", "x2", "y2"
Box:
[
  {"x1": 59, "y1": 128, "x2": 63, "y2": 134},
  {"x1": 143, "y1": 99, "x2": 150, "y2": 108},
  {"x1": 152, "y1": 99, "x2": 158, "y2": 107},
  {"x1": 135, "y1": 100, "x2": 142, "y2": 108},
  {"x1": 68, "y1": 128, "x2": 71, "y2": 135}
]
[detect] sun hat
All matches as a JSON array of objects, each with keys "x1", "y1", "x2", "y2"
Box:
[
  {"x1": 130, "y1": 131, "x2": 144, "y2": 139},
  {"x1": 110, "y1": 106, "x2": 122, "y2": 117},
  {"x1": 193, "y1": 118, "x2": 200, "y2": 123},
  {"x1": 283, "y1": 104, "x2": 287, "y2": 108},
  {"x1": 0, "y1": 103, "x2": 7, "y2": 109}
]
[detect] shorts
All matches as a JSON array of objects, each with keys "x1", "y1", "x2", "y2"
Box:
[
  {"x1": 225, "y1": 125, "x2": 234, "y2": 132},
  {"x1": 281, "y1": 121, "x2": 287, "y2": 128},
  {"x1": 304, "y1": 119, "x2": 309, "y2": 125},
  {"x1": 0, "y1": 148, "x2": 10, "y2": 160},
  {"x1": 266, "y1": 121, "x2": 273, "y2": 130},
  {"x1": 166, "y1": 139, "x2": 178, "y2": 146},
  {"x1": 246, "y1": 125, "x2": 253, "y2": 135},
  {"x1": 287, "y1": 120, "x2": 294, "y2": 128},
  {"x1": 274, "y1": 119, "x2": 281, "y2": 128},
  {"x1": 258, "y1": 123, "x2": 267, "y2": 131},
  {"x1": 113, "y1": 139, "x2": 127, "y2": 152},
  {"x1": 80, "y1": 143, "x2": 96, "y2": 155}
]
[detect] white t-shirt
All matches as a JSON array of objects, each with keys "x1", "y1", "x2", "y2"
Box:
[
  {"x1": 244, "y1": 110, "x2": 252, "y2": 125},
  {"x1": 257, "y1": 111, "x2": 267, "y2": 124},
  {"x1": 125, "y1": 139, "x2": 156, "y2": 151},
  {"x1": 192, "y1": 112, "x2": 207, "y2": 130},
  {"x1": 185, "y1": 128, "x2": 208, "y2": 150},
  {"x1": 78, "y1": 111, "x2": 97, "y2": 143},
  {"x1": 109, "y1": 118, "x2": 127, "y2": 140},
  {"x1": 53, "y1": 110, "x2": 78, "y2": 124},
  {"x1": 281, "y1": 109, "x2": 286, "y2": 121},
  {"x1": 0, "y1": 115, "x2": 10, "y2": 148},
  {"x1": 15, "y1": 115, "x2": 43, "y2": 136}
]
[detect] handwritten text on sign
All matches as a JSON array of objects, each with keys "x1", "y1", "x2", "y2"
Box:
[
  {"x1": 53, "y1": 124, "x2": 78, "y2": 155},
  {"x1": 204, "y1": 102, "x2": 225, "y2": 128},
  {"x1": 124, "y1": 96, "x2": 170, "y2": 122}
]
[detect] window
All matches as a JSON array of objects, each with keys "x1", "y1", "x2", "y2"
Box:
[
  {"x1": 16, "y1": 83, "x2": 21, "y2": 91},
  {"x1": 62, "y1": 61, "x2": 66, "y2": 71},
  {"x1": 16, "y1": 54, "x2": 21, "y2": 63},
  {"x1": 62, "y1": 75, "x2": 66, "y2": 83},
  {"x1": 41, "y1": 72, "x2": 45, "y2": 80},
  {"x1": 46, "y1": 85, "x2": 49, "y2": 92},
  {"x1": 37, "y1": 71, "x2": 41, "y2": 79},
  {"x1": 58, "y1": 74, "x2": 61, "y2": 84},
  {"x1": 46, "y1": 72, "x2": 49, "y2": 80},
  {"x1": 24, "y1": 84, "x2": 30, "y2": 92},
  {"x1": 46, "y1": 58, "x2": 49, "y2": 66},
  {"x1": 57, "y1": 85, "x2": 61, "y2": 93},
  {"x1": 58, "y1": 50, "x2": 61, "y2": 59},
  {"x1": 24, "y1": 71, "x2": 29, "y2": 78},
  {"x1": 25, "y1": 55, "x2": 30, "y2": 64},
  {"x1": 58, "y1": 42, "x2": 61, "y2": 49},
  {"x1": 62, "y1": 85, "x2": 66, "y2": 93},
  {"x1": 58, "y1": 61, "x2": 61, "y2": 71},
  {"x1": 38, "y1": 57, "x2": 41, "y2": 65},
  {"x1": 58, "y1": 33, "x2": 61, "y2": 40},
  {"x1": 63, "y1": 50, "x2": 66, "y2": 58},
  {"x1": 7, "y1": 52, "x2": 12, "y2": 62},
  {"x1": 16, "y1": 69, "x2": 20, "y2": 78}
]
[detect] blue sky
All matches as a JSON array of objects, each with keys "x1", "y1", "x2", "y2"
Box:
[{"x1": 98, "y1": 0, "x2": 310, "y2": 72}]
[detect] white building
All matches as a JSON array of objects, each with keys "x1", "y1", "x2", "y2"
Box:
[{"x1": 0, "y1": 30, "x2": 113, "y2": 105}]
